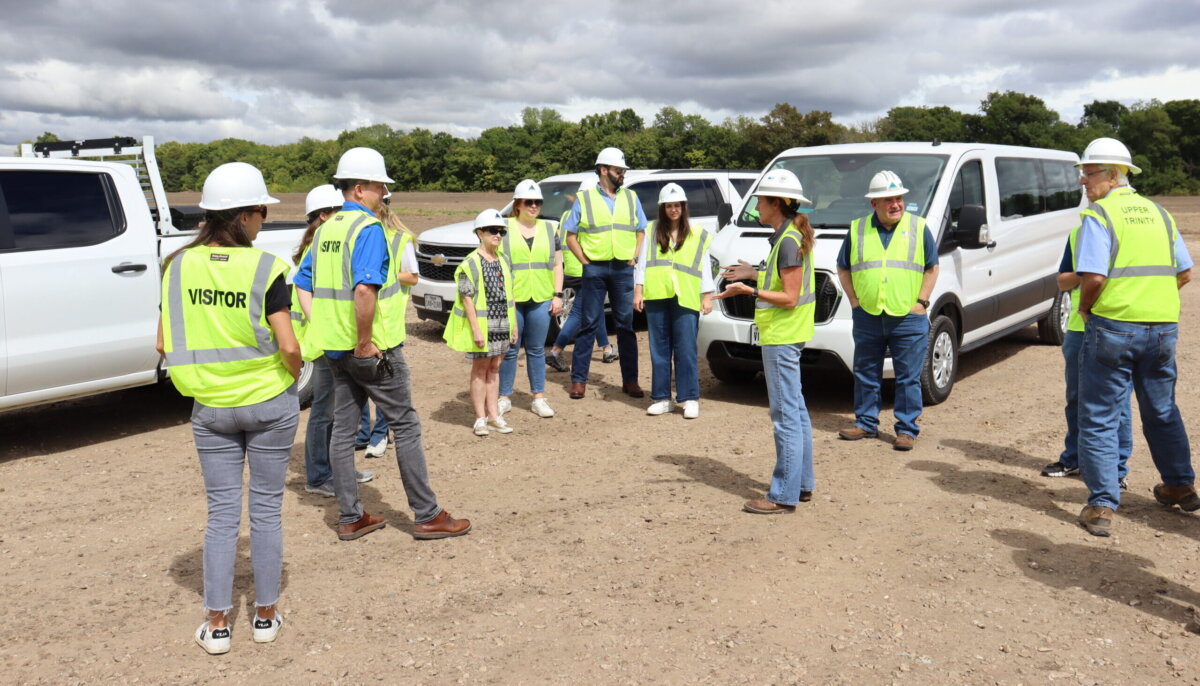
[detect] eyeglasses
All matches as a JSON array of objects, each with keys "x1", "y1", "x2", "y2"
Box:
[
  {"x1": 1079, "y1": 169, "x2": 1109, "y2": 181},
  {"x1": 481, "y1": 227, "x2": 507, "y2": 236}
]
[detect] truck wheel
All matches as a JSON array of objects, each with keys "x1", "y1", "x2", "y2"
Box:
[
  {"x1": 1037, "y1": 289, "x2": 1069, "y2": 346},
  {"x1": 297, "y1": 360, "x2": 315, "y2": 409},
  {"x1": 921, "y1": 314, "x2": 958, "y2": 406},
  {"x1": 547, "y1": 286, "x2": 576, "y2": 344},
  {"x1": 709, "y1": 360, "x2": 756, "y2": 384}
]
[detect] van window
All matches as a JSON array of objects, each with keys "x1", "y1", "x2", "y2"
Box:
[
  {"x1": 0, "y1": 171, "x2": 124, "y2": 251},
  {"x1": 948, "y1": 160, "x2": 985, "y2": 231},
  {"x1": 671, "y1": 179, "x2": 720, "y2": 217},
  {"x1": 1043, "y1": 160, "x2": 1083, "y2": 212},
  {"x1": 627, "y1": 181, "x2": 661, "y2": 222},
  {"x1": 996, "y1": 158, "x2": 1044, "y2": 220}
]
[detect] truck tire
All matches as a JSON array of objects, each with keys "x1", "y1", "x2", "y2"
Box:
[
  {"x1": 921, "y1": 314, "x2": 958, "y2": 406},
  {"x1": 1037, "y1": 289, "x2": 1069, "y2": 346},
  {"x1": 297, "y1": 360, "x2": 314, "y2": 409}
]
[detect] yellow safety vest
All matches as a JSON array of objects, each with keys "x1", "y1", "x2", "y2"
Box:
[
  {"x1": 576, "y1": 186, "x2": 640, "y2": 261},
  {"x1": 754, "y1": 222, "x2": 815, "y2": 345},
  {"x1": 162, "y1": 245, "x2": 293, "y2": 408},
  {"x1": 559, "y1": 210, "x2": 583, "y2": 278},
  {"x1": 642, "y1": 222, "x2": 711, "y2": 312},
  {"x1": 305, "y1": 209, "x2": 404, "y2": 351},
  {"x1": 443, "y1": 250, "x2": 517, "y2": 353},
  {"x1": 500, "y1": 217, "x2": 557, "y2": 302},
  {"x1": 1067, "y1": 226, "x2": 1084, "y2": 333},
  {"x1": 849, "y1": 212, "x2": 926, "y2": 317},
  {"x1": 1084, "y1": 187, "x2": 1181, "y2": 323},
  {"x1": 375, "y1": 228, "x2": 415, "y2": 346}
]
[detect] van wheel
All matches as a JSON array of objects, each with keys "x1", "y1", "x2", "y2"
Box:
[
  {"x1": 921, "y1": 315, "x2": 958, "y2": 405},
  {"x1": 709, "y1": 360, "x2": 756, "y2": 384},
  {"x1": 547, "y1": 286, "x2": 576, "y2": 344},
  {"x1": 1037, "y1": 289, "x2": 1069, "y2": 346},
  {"x1": 297, "y1": 360, "x2": 314, "y2": 409}
]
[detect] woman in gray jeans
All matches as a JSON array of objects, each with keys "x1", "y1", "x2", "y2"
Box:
[{"x1": 156, "y1": 162, "x2": 301, "y2": 655}]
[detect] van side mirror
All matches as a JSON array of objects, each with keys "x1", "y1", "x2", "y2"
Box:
[
  {"x1": 955, "y1": 204, "x2": 994, "y2": 249},
  {"x1": 716, "y1": 202, "x2": 733, "y2": 230}
]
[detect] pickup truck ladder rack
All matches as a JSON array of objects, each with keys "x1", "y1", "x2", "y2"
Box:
[{"x1": 18, "y1": 136, "x2": 176, "y2": 233}]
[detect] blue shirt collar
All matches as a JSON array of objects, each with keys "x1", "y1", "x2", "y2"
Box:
[{"x1": 342, "y1": 201, "x2": 376, "y2": 217}]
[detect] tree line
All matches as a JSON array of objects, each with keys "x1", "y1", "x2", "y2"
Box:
[{"x1": 29, "y1": 91, "x2": 1200, "y2": 196}]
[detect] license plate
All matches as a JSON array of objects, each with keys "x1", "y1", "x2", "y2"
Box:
[
  {"x1": 750, "y1": 324, "x2": 760, "y2": 346},
  {"x1": 424, "y1": 294, "x2": 443, "y2": 311}
]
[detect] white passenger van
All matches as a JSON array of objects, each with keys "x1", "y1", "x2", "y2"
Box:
[{"x1": 700, "y1": 142, "x2": 1084, "y2": 404}]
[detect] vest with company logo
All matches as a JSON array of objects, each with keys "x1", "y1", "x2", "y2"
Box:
[
  {"x1": 642, "y1": 222, "x2": 711, "y2": 312},
  {"x1": 162, "y1": 245, "x2": 293, "y2": 408},
  {"x1": 754, "y1": 222, "x2": 816, "y2": 345},
  {"x1": 576, "y1": 186, "x2": 640, "y2": 261},
  {"x1": 443, "y1": 250, "x2": 517, "y2": 353},
  {"x1": 500, "y1": 217, "x2": 557, "y2": 302},
  {"x1": 1083, "y1": 187, "x2": 1181, "y2": 323},
  {"x1": 849, "y1": 212, "x2": 926, "y2": 317},
  {"x1": 305, "y1": 209, "x2": 405, "y2": 351}
]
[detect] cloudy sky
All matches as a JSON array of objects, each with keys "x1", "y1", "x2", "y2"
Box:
[{"x1": 1, "y1": 0, "x2": 1196, "y2": 148}]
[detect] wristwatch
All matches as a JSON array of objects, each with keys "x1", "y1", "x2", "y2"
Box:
[
  {"x1": 554, "y1": 291, "x2": 564, "y2": 297},
  {"x1": 752, "y1": 287, "x2": 760, "y2": 298},
  {"x1": 917, "y1": 298, "x2": 930, "y2": 308}
]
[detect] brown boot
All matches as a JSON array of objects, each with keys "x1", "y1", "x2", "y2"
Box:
[
  {"x1": 1078, "y1": 505, "x2": 1114, "y2": 537},
  {"x1": 413, "y1": 510, "x2": 472, "y2": 540},
  {"x1": 337, "y1": 512, "x2": 385, "y2": 541},
  {"x1": 622, "y1": 381, "x2": 645, "y2": 398},
  {"x1": 837, "y1": 426, "x2": 878, "y2": 441},
  {"x1": 1153, "y1": 483, "x2": 1200, "y2": 512},
  {"x1": 893, "y1": 434, "x2": 916, "y2": 451},
  {"x1": 743, "y1": 497, "x2": 796, "y2": 514},
  {"x1": 569, "y1": 381, "x2": 586, "y2": 399}
]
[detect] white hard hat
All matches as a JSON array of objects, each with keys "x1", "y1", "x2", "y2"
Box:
[
  {"x1": 305, "y1": 184, "x2": 343, "y2": 215},
  {"x1": 474, "y1": 209, "x2": 506, "y2": 229},
  {"x1": 513, "y1": 179, "x2": 543, "y2": 200},
  {"x1": 864, "y1": 170, "x2": 909, "y2": 199},
  {"x1": 753, "y1": 169, "x2": 811, "y2": 204},
  {"x1": 595, "y1": 147, "x2": 627, "y2": 168},
  {"x1": 658, "y1": 182, "x2": 687, "y2": 204},
  {"x1": 198, "y1": 162, "x2": 280, "y2": 211},
  {"x1": 1076, "y1": 137, "x2": 1141, "y2": 174},
  {"x1": 333, "y1": 147, "x2": 395, "y2": 183}
]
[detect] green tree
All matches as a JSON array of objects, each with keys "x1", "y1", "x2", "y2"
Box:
[
  {"x1": 880, "y1": 106, "x2": 969, "y2": 142},
  {"x1": 975, "y1": 91, "x2": 1063, "y2": 148}
]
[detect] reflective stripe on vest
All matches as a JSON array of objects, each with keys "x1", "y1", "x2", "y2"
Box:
[
  {"x1": 378, "y1": 230, "x2": 414, "y2": 299},
  {"x1": 642, "y1": 222, "x2": 712, "y2": 311},
  {"x1": 443, "y1": 251, "x2": 517, "y2": 352},
  {"x1": 559, "y1": 210, "x2": 583, "y2": 277},
  {"x1": 1067, "y1": 226, "x2": 1084, "y2": 332},
  {"x1": 753, "y1": 222, "x2": 816, "y2": 345},
  {"x1": 1083, "y1": 188, "x2": 1181, "y2": 322},
  {"x1": 577, "y1": 187, "x2": 639, "y2": 261},
  {"x1": 1085, "y1": 198, "x2": 1177, "y2": 278},
  {"x1": 849, "y1": 212, "x2": 926, "y2": 317},
  {"x1": 501, "y1": 218, "x2": 557, "y2": 302},
  {"x1": 165, "y1": 251, "x2": 279, "y2": 367},
  {"x1": 311, "y1": 213, "x2": 374, "y2": 301}
]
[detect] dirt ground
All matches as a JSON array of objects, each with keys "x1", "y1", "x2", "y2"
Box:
[{"x1": 2, "y1": 196, "x2": 1199, "y2": 684}]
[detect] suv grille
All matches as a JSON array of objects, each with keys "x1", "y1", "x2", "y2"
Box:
[
  {"x1": 719, "y1": 271, "x2": 840, "y2": 324},
  {"x1": 416, "y1": 243, "x2": 474, "y2": 281}
]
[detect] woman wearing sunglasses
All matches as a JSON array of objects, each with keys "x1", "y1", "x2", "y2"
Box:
[
  {"x1": 157, "y1": 162, "x2": 300, "y2": 654},
  {"x1": 444, "y1": 209, "x2": 518, "y2": 436},
  {"x1": 497, "y1": 179, "x2": 564, "y2": 419}
]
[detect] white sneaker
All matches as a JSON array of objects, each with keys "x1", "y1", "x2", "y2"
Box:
[
  {"x1": 364, "y1": 435, "x2": 388, "y2": 458},
  {"x1": 473, "y1": 418, "x2": 489, "y2": 436},
  {"x1": 498, "y1": 396, "x2": 512, "y2": 415},
  {"x1": 252, "y1": 612, "x2": 283, "y2": 643},
  {"x1": 647, "y1": 400, "x2": 674, "y2": 416},
  {"x1": 194, "y1": 621, "x2": 231, "y2": 655},
  {"x1": 355, "y1": 470, "x2": 374, "y2": 483},
  {"x1": 682, "y1": 400, "x2": 700, "y2": 419},
  {"x1": 487, "y1": 416, "x2": 514, "y2": 434},
  {"x1": 531, "y1": 397, "x2": 555, "y2": 418}
]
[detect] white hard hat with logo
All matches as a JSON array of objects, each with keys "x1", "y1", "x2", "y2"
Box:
[
  {"x1": 864, "y1": 170, "x2": 909, "y2": 199},
  {"x1": 305, "y1": 184, "x2": 344, "y2": 215},
  {"x1": 474, "y1": 209, "x2": 507, "y2": 230},
  {"x1": 1076, "y1": 137, "x2": 1141, "y2": 174},
  {"x1": 658, "y1": 182, "x2": 687, "y2": 204},
  {"x1": 753, "y1": 169, "x2": 811, "y2": 204},
  {"x1": 514, "y1": 179, "x2": 544, "y2": 200},
  {"x1": 595, "y1": 147, "x2": 628, "y2": 168},
  {"x1": 199, "y1": 162, "x2": 280, "y2": 211},
  {"x1": 333, "y1": 147, "x2": 395, "y2": 183}
]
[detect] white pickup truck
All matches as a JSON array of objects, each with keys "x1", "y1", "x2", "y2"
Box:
[{"x1": 0, "y1": 136, "x2": 310, "y2": 412}]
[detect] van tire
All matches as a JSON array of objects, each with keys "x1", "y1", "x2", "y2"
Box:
[
  {"x1": 1037, "y1": 289, "x2": 1070, "y2": 346},
  {"x1": 921, "y1": 314, "x2": 958, "y2": 406},
  {"x1": 297, "y1": 360, "x2": 314, "y2": 409}
]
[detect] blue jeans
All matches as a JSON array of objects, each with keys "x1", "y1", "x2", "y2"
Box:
[
  {"x1": 644, "y1": 297, "x2": 700, "y2": 402},
  {"x1": 1078, "y1": 315, "x2": 1193, "y2": 510},
  {"x1": 1060, "y1": 329, "x2": 1131, "y2": 474},
  {"x1": 555, "y1": 288, "x2": 610, "y2": 349},
  {"x1": 303, "y1": 356, "x2": 334, "y2": 488},
  {"x1": 572, "y1": 260, "x2": 637, "y2": 384},
  {"x1": 356, "y1": 403, "x2": 389, "y2": 445},
  {"x1": 762, "y1": 344, "x2": 814, "y2": 504},
  {"x1": 500, "y1": 299, "x2": 551, "y2": 396},
  {"x1": 851, "y1": 307, "x2": 928, "y2": 437}
]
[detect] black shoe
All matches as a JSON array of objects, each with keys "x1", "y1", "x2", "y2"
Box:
[
  {"x1": 546, "y1": 351, "x2": 569, "y2": 372},
  {"x1": 1119, "y1": 476, "x2": 1129, "y2": 491},
  {"x1": 1041, "y1": 461, "x2": 1079, "y2": 477},
  {"x1": 353, "y1": 442, "x2": 368, "y2": 451}
]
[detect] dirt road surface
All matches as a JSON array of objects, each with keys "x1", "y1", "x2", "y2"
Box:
[{"x1": 2, "y1": 197, "x2": 1199, "y2": 684}]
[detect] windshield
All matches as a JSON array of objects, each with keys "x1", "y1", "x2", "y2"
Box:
[
  {"x1": 537, "y1": 181, "x2": 587, "y2": 221},
  {"x1": 737, "y1": 153, "x2": 949, "y2": 228}
]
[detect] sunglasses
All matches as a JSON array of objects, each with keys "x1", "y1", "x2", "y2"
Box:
[
  {"x1": 248, "y1": 205, "x2": 268, "y2": 219},
  {"x1": 523, "y1": 199, "x2": 543, "y2": 206},
  {"x1": 481, "y1": 227, "x2": 507, "y2": 236}
]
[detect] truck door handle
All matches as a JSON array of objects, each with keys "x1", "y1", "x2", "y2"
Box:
[{"x1": 111, "y1": 262, "x2": 148, "y2": 273}]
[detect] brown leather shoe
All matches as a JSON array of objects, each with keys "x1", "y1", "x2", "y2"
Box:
[
  {"x1": 622, "y1": 381, "x2": 645, "y2": 398},
  {"x1": 569, "y1": 381, "x2": 586, "y2": 399},
  {"x1": 337, "y1": 512, "x2": 385, "y2": 541},
  {"x1": 893, "y1": 434, "x2": 916, "y2": 451},
  {"x1": 838, "y1": 426, "x2": 878, "y2": 441},
  {"x1": 413, "y1": 510, "x2": 472, "y2": 540},
  {"x1": 1078, "y1": 505, "x2": 1114, "y2": 537},
  {"x1": 1153, "y1": 483, "x2": 1200, "y2": 512},
  {"x1": 743, "y1": 497, "x2": 796, "y2": 514}
]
